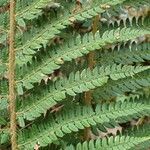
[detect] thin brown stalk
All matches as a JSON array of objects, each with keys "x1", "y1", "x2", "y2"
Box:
[
  {"x1": 84, "y1": 15, "x2": 99, "y2": 140},
  {"x1": 8, "y1": 0, "x2": 17, "y2": 149},
  {"x1": 84, "y1": 52, "x2": 95, "y2": 140}
]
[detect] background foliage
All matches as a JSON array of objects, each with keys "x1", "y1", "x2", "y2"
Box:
[{"x1": 0, "y1": 0, "x2": 150, "y2": 149}]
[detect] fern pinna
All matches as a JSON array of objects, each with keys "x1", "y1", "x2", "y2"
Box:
[{"x1": 0, "y1": 0, "x2": 150, "y2": 149}]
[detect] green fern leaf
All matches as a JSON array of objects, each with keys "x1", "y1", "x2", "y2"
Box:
[
  {"x1": 18, "y1": 97, "x2": 150, "y2": 149},
  {"x1": 17, "y1": 64, "x2": 150, "y2": 121}
]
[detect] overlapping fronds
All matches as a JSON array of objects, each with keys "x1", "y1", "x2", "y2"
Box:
[
  {"x1": 64, "y1": 124, "x2": 150, "y2": 150},
  {"x1": 16, "y1": 27, "x2": 150, "y2": 92},
  {"x1": 0, "y1": 64, "x2": 6, "y2": 79},
  {"x1": 16, "y1": 23, "x2": 150, "y2": 67},
  {"x1": 0, "y1": 0, "x2": 150, "y2": 149},
  {"x1": 97, "y1": 43, "x2": 150, "y2": 66},
  {"x1": 0, "y1": 12, "x2": 8, "y2": 46},
  {"x1": 0, "y1": 96, "x2": 8, "y2": 126},
  {"x1": 0, "y1": 0, "x2": 8, "y2": 7},
  {"x1": 16, "y1": 0, "x2": 54, "y2": 20},
  {"x1": 0, "y1": 48, "x2": 7, "y2": 81},
  {"x1": 17, "y1": 97, "x2": 150, "y2": 149},
  {"x1": 15, "y1": 0, "x2": 128, "y2": 67},
  {"x1": 17, "y1": 64, "x2": 150, "y2": 122},
  {"x1": 93, "y1": 70, "x2": 150, "y2": 100},
  {"x1": 101, "y1": 0, "x2": 150, "y2": 27},
  {"x1": 0, "y1": 129, "x2": 9, "y2": 146}
]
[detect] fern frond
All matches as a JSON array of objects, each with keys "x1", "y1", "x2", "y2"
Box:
[
  {"x1": 98, "y1": 43, "x2": 150, "y2": 66},
  {"x1": 0, "y1": 96, "x2": 8, "y2": 126},
  {"x1": 15, "y1": 0, "x2": 126, "y2": 23},
  {"x1": 125, "y1": 0, "x2": 150, "y2": 8},
  {"x1": 0, "y1": 96, "x2": 7, "y2": 111},
  {"x1": 64, "y1": 124, "x2": 150, "y2": 150},
  {"x1": 0, "y1": 79, "x2": 8, "y2": 95},
  {"x1": 1, "y1": 0, "x2": 150, "y2": 149},
  {"x1": 0, "y1": 48, "x2": 7, "y2": 79},
  {"x1": 16, "y1": 27, "x2": 150, "y2": 90},
  {"x1": 0, "y1": 79, "x2": 8, "y2": 125},
  {"x1": 15, "y1": 0, "x2": 128, "y2": 66},
  {"x1": 17, "y1": 98, "x2": 150, "y2": 149},
  {"x1": 0, "y1": 63, "x2": 6, "y2": 79},
  {"x1": 0, "y1": 12, "x2": 8, "y2": 29},
  {"x1": 0, "y1": 12, "x2": 8, "y2": 47},
  {"x1": 0, "y1": 0, "x2": 8, "y2": 7},
  {"x1": 16, "y1": 0, "x2": 53, "y2": 20},
  {"x1": 16, "y1": 64, "x2": 150, "y2": 122},
  {"x1": 0, "y1": 129, "x2": 9, "y2": 146},
  {"x1": 94, "y1": 70, "x2": 150, "y2": 100},
  {"x1": 65, "y1": 137, "x2": 150, "y2": 150},
  {"x1": 15, "y1": 1, "x2": 71, "y2": 28},
  {"x1": 102, "y1": 0, "x2": 150, "y2": 28}
]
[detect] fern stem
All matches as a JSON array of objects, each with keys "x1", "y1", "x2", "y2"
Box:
[
  {"x1": 8, "y1": 0, "x2": 17, "y2": 149},
  {"x1": 84, "y1": 15, "x2": 98, "y2": 139},
  {"x1": 84, "y1": 52, "x2": 95, "y2": 140},
  {"x1": 84, "y1": 52, "x2": 95, "y2": 105}
]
